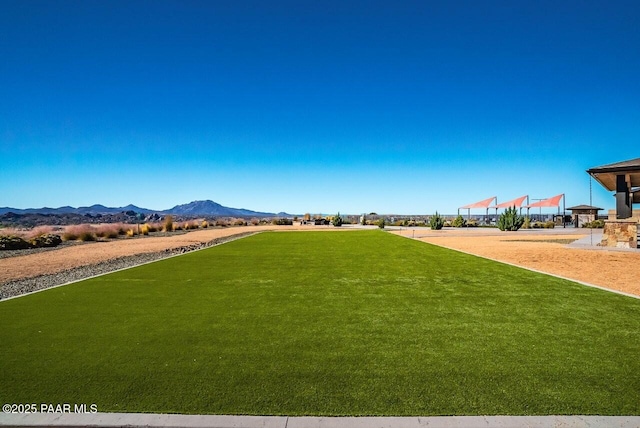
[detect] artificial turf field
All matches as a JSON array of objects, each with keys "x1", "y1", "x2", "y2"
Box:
[{"x1": 1, "y1": 230, "x2": 639, "y2": 416}]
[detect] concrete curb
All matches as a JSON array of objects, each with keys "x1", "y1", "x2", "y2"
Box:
[{"x1": 2, "y1": 413, "x2": 640, "y2": 428}]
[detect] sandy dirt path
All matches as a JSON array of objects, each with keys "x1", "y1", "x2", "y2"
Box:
[
  {"x1": 390, "y1": 228, "x2": 640, "y2": 297},
  {"x1": 0, "y1": 225, "x2": 334, "y2": 283}
]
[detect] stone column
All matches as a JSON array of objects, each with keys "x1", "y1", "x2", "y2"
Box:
[{"x1": 601, "y1": 219, "x2": 638, "y2": 248}]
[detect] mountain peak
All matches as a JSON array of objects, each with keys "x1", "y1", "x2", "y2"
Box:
[{"x1": 165, "y1": 200, "x2": 274, "y2": 217}]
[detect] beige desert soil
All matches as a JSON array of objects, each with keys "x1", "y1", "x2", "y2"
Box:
[
  {"x1": 0, "y1": 225, "x2": 337, "y2": 284},
  {"x1": 391, "y1": 227, "x2": 640, "y2": 297}
]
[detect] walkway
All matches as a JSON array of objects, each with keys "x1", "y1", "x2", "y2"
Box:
[{"x1": 2, "y1": 413, "x2": 640, "y2": 428}]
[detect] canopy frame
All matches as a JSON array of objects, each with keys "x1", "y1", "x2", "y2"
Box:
[{"x1": 458, "y1": 196, "x2": 497, "y2": 222}]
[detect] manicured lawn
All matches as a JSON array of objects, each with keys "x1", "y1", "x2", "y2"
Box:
[{"x1": 1, "y1": 230, "x2": 639, "y2": 415}]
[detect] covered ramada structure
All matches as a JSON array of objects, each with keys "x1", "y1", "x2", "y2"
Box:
[
  {"x1": 566, "y1": 205, "x2": 602, "y2": 228},
  {"x1": 587, "y1": 157, "x2": 640, "y2": 248}
]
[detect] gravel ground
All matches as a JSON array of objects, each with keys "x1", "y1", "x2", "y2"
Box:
[
  {"x1": 0, "y1": 240, "x2": 83, "y2": 260},
  {"x1": 0, "y1": 232, "x2": 256, "y2": 300}
]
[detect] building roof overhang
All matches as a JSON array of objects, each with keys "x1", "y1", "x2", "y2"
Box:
[
  {"x1": 587, "y1": 158, "x2": 640, "y2": 192},
  {"x1": 566, "y1": 205, "x2": 603, "y2": 211}
]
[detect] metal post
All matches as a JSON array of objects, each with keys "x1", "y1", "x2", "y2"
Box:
[
  {"x1": 531, "y1": 199, "x2": 544, "y2": 222},
  {"x1": 589, "y1": 176, "x2": 593, "y2": 245}
]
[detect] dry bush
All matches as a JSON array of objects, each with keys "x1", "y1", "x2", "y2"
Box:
[
  {"x1": 233, "y1": 218, "x2": 246, "y2": 226},
  {"x1": 163, "y1": 216, "x2": 174, "y2": 232},
  {"x1": 184, "y1": 222, "x2": 199, "y2": 230},
  {"x1": 0, "y1": 228, "x2": 27, "y2": 239},
  {"x1": 78, "y1": 231, "x2": 96, "y2": 242},
  {"x1": 63, "y1": 224, "x2": 96, "y2": 241},
  {"x1": 250, "y1": 218, "x2": 260, "y2": 226},
  {"x1": 27, "y1": 226, "x2": 57, "y2": 239},
  {"x1": 140, "y1": 224, "x2": 150, "y2": 235},
  {"x1": 215, "y1": 219, "x2": 229, "y2": 227},
  {"x1": 95, "y1": 224, "x2": 120, "y2": 239},
  {"x1": 106, "y1": 223, "x2": 128, "y2": 236},
  {"x1": 201, "y1": 220, "x2": 209, "y2": 229}
]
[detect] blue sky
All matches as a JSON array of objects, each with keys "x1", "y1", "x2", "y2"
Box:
[{"x1": 1, "y1": 1, "x2": 639, "y2": 214}]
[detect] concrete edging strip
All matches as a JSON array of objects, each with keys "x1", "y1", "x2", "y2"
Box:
[{"x1": 2, "y1": 413, "x2": 640, "y2": 428}]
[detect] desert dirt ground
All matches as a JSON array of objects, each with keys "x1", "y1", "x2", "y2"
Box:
[
  {"x1": 2, "y1": 225, "x2": 639, "y2": 298},
  {"x1": 390, "y1": 227, "x2": 640, "y2": 297}
]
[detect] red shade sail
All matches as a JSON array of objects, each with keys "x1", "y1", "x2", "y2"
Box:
[
  {"x1": 492, "y1": 195, "x2": 528, "y2": 209},
  {"x1": 525, "y1": 194, "x2": 564, "y2": 208},
  {"x1": 459, "y1": 196, "x2": 497, "y2": 209}
]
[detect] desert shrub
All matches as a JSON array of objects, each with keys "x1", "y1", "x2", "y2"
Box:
[
  {"x1": 78, "y1": 231, "x2": 96, "y2": 241},
  {"x1": 452, "y1": 215, "x2": 466, "y2": 228},
  {"x1": 62, "y1": 225, "x2": 91, "y2": 241},
  {"x1": 62, "y1": 231, "x2": 78, "y2": 241},
  {"x1": 201, "y1": 220, "x2": 209, "y2": 228},
  {"x1": 467, "y1": 220, "x2": 478, "y2": 227},
  {"x1": 377, "y1": 218, "x2": 386, "y2": 229},
  {"x1": 429, "y1": 212, "x2": 444, "y2": 230},
  {"x1": 163, "y1": 216, "x2": 174, "y2": 232},
  {"x1": 250, "y1": 218, "x2": 260, "y2": 226},
  {"x1": 104, "y1": 230, "x2": 119, "y2": 239},
  {"x1": 233, "y1": 219, "x2": 246, "y2": 226},
  {"x1": 125, "y1": 228, "x2": 138, "y2": 237},
  {"x1": 94, "y1": 224, "x2": 118, "y2": 238},
  {"x1": 523, "y1": 217, "x2": 531, "y2": 229},
  {"x1": 497, "y1": 206, "x2": 524, "y2": 231},
  {"x1": 28, "y1": 226, "x2": 56, "y2": 239},
  {"x1": 582, "y1": 219, "x2": 605, "y2": 228},
  {"x1": 30, "y1": 234, "x2": 62, "y2": 248},
  {"x1": 333, "y1": 213, "x2": 343, "y2": 227},
  {"x1": 272, "y1": 218, "x2": 293, "y2": 226},
  {"x1": 215, "y1": 219, "x2": 229, "y2": 227},
  {"x1": 543, "y1": 221, "x2": 555, "y2": 229},
  {"x1": 0, "y1": 235, "x2": 31, "y2": 250},
  {"x1": 140, "y1": 224, "x2": 150, "y2": 235}
]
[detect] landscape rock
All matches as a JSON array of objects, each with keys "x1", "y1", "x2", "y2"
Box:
[{"x1": 0, "y1": 236, "x2": 31, "y2": 250}]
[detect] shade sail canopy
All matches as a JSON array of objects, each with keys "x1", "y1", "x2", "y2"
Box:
[
  {"x1": 587, "y1": 157, "x2": 640, "y2": 192},
  {"x1": 525, "y1": 194, "x2": 564, "y2": 208},
  {"x1": 460, "y1": 196, "x2": 496, "y2": 209},
  {"x1": 491, "y1": 195, "x2": 528, "y2": 209}
]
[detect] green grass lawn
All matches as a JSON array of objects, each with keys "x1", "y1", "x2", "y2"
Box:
[{"x1": 1, "y1": 230, "x2": 639, "y2": 416}]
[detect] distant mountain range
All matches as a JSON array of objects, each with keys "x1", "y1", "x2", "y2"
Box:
[{"x1": 0, "y1": 200, "x2": 289, "y2": 218}]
